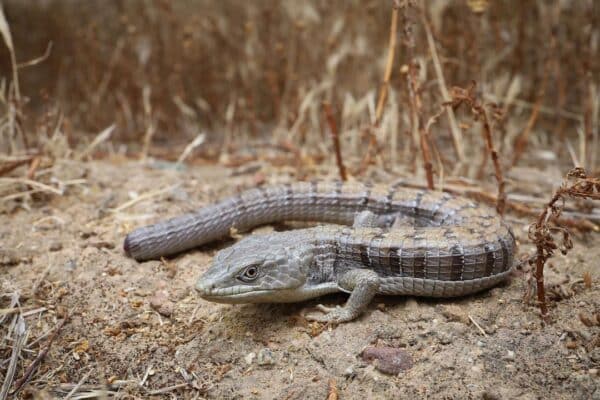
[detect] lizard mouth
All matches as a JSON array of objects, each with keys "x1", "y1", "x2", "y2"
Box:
[
  {"x1": 195, "y1": 283, "x2": 276, "y2": 303},
  {"x1": 196, "y1": 282, "x2": 340, "y2": 304},
  {"x1": 199, "y1": 290, "x2": 276, "y2": 304}
]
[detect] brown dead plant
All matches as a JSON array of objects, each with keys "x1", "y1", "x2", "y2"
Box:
[
  {"x1": 445, "y1": 81, "x2": 507, "y2": 216},
  {"x1": 323, "y1": 102, "x2": 347, "y2": 181},
  {"x1": 528, "y1": 167, "x2": 600, "y2": 322}
]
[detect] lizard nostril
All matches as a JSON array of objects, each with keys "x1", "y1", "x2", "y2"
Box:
[{"x1": 195, "y1": 281, "x2": 217, "y2": 295}]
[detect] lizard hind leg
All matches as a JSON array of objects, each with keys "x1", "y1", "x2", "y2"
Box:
[{"x1": 304, "y1": 269, "x2": 380, "y2": 324}]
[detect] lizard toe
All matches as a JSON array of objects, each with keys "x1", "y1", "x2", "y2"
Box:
[
  {"x1": 316, "y1": 304, "x2": 339, "y2": 313},
  {"x1": 303, "y1": 306, "x2": 356, "y2": 324}
]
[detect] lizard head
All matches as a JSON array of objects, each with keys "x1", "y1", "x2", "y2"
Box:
[{"x1": 195, "y1": 233, "x2": 316, "y2": 303}]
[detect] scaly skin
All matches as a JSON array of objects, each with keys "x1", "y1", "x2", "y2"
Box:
[{"x1": 124, "y1": 181, "x2": 516, "y2": 323}]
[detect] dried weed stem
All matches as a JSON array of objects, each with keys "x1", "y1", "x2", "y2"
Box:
[
  {"x1": 10, "y1": 318, "x2": 68, "y2": 396},
  {"x1": 510, "y1": 26, "x2": 554, "y2": 167},
  {"x1": 422, "y1": 13, "x2": 465, "y2": 163},
  {"x1": 406, "y1": 61, "x2": 434, "y2": 189},
  {"x1": 446, "y1": 82, "x2": 506, "y2": 215},
  {"x1": 374, "y1": 3, "x2": 399, "y2": 126},
  {"x1": 528, "y1": 167, "x2": 599, "y2": 321},
  {"x1": 323, "y1": 102, "x2": 347, "y2": 181}
]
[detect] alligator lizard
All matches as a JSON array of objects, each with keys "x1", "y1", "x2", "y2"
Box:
[{"x1": 124, "y1": 181, "x2": 516, "y2": 323}]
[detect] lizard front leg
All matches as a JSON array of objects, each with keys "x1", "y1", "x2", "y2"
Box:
[{"x1": 305, "y1": 269, "x2": 380, "y2": 323}]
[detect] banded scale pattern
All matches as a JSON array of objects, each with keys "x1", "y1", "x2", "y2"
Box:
[
  {"x1": 125, "y1": 182, "x2": 506, "y2": 256},
  {"x1": 124, "y1": 181, "x2": 515, "y2": 297}
]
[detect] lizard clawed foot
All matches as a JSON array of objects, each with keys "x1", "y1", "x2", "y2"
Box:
[
  {"x1": 316, "y1": 304, "x2": 338, "y2": 313},
  {"x1": 303, "y1": 304, "x2": 357, "y2": 324},
  {"x1": 303, "y1": 269, "x2": 379, "y2": 324}
]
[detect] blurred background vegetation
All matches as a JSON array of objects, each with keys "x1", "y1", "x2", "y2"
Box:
[{"x1": 0, "y1": 0, "x2": 598, "y2": 173}]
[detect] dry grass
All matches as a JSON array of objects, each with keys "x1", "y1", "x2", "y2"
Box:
[
  {"x1": 0, "y1": 1, "x2": 599, "y2": 397},
  {"x1": 0, "y1": 1, "x2": 596, "y2": 167}
]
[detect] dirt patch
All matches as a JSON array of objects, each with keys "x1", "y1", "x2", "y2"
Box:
[{"x1": 2, "y1": 160, "x2": 599, "y2": 399}]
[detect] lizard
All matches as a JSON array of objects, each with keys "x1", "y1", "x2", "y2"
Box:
[{"x1": 124, "y1": 181, "x2": 516, "y2": 323}]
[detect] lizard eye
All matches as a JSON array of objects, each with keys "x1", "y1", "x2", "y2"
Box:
[{"x1": 238, "y1": 265, "x2": 259, "y2": 282}]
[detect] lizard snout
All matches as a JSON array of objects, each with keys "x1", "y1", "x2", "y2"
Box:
[{"x1": 195, "y1": 280, "x2": 216, "y2": 296}]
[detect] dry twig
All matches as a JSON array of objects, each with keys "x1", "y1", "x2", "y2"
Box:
[
  {"x1": 0, "y1": 316, "x2": 26, "y2": 400},
  {"x1": 323, "y1": 102, "x2": 347, "y2": 181},
  {"x1": 10, "y1": 317, "x2": 68, "y2": 396},
  {"x1": 0, "y1": 156, "x2": 33, "y2": 176},
  {"x1": 374, "y1": 3, "x2": 399, "y2": 126},
  {"x1": 445, "y1": 82, "x2": 507, "y2": 215},
  {"x1": 421, "y1": 13, "x2": 465, "y2": 163},
  {"x1": 510, "y1": 25, "x2": 554, "y2": 167},
  {"x1": 405, "y1": 60, "x2": 435, "y2": 189}
]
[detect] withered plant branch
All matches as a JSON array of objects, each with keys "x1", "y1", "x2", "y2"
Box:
[
  {"x1": 0, "y1": 4, "x2": 20, "y2": 101},
  {"x1": 405, "y1": 61, "x2": 435, "y2": 188},
  {"x1": 355, "y1": 127, "x2": 380, "y2": 176},
  {"x1": 446, "y1": 82, "x2": 506, "y2": 215},
  {"x1": 26, "y1": 156, "x2": 41, "y2": 179},
  {"x1": 398, "y1": 2, "x2": 419, "y2": 172},
  {"x1": 511, "y1": 95, "x2": 543, "y2": 168},
  {"x1": 404, "y1": 61, "x2": 421, "y2": 171},
  {"x1": 16, "y1": 41, "x2": 53, "y2": 69},
  {"x1": 0, "y1": 156, "x2": 33, "y2": 176},
  {"x1": 419, "y1": 128, "x2": 434, "y2": 189},
  {"x1": 425, "y1": 106, "x2": 448, "y2": 188},
  {"x1": 323, "y1": 102, "x2": 347, "y2": 181},
  {"x1": 0, "y1": 316, "x2": 25, "y2": 400},
  {"x1": 510, "y1": 27, "x2": 554, "y2": 167},
  {"x1": 10, "y1": 317, "x2": 68, "y2": 396},
  {"x1": 421, "y1": 13, "x2": 465, "y2": 163},
  {"x1": 374, "y1": 3, "x2": 399, "y2": 126},
  {"x1": 528, "y1": 167, "x2": 600, "y2": 322},
  {"x1": 479, "y1": 108, "x2": 506, "y2": 215},
  {"x1": 400, "y1": 180, "x2": 598, "y2": 232}
]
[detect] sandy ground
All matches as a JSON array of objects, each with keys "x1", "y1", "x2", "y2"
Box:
[{"x1": 1, "y1": 159, "x2": 599, "y2": 399}]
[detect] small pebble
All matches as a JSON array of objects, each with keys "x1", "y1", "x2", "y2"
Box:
[
  {"x1": 361, "y1": 346, "x2": 413, "y2": 375},
  {"x1": 49, "y1": 241, "x2": 63, "y2": 251},
  {"x1": 87, "y1": 241, "x2": 115, "y2": 250},
  {"x1": 417, "y1": 329, "x2": 431, "y2": 338},
  {"x1": 343, "y1": 366, "x2": 355, "y2": 378},
  {"x1": 438, "y1": 305, "x2": 469, "y2": 323},
  {"x1": 372, "y1": 380, "x2": 390, "y2": 393},
  {"x1": 437, "y1": 332, "x2": 453, "y2": 345},
  {"x1": 590, "y1": 348, "x2": 600, "y2": 362},
  {"x1": 566, "y1": 341, "x2": 578, "y2": 349},
  {"x1": 244, "y1": 352, "x2": 256, "y2": 365},
  {"x1": 80, "y1": 230, "x2": 94, "y2": 239},
  {"x1": 480, "y1": 390, "x2": 502, "y2": 400},
  {"x1": 65, "y1": 259, "x2": 77, "y2": 271},
  {"x1": 149, "y1": 291, "x2": 174, "y2": 317},
  {"x1": 207, "y1": 312, "x2": 220, "y2": 323},
  {"x1": 170, "y1": 187, "x2": 190, "y2": 202},
  {"x1": 257, "y1": 348, "x2": 275, "y2": 366},
  {"x1": 502, "y1": 350, "x2": 516, "y2": 361}
]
